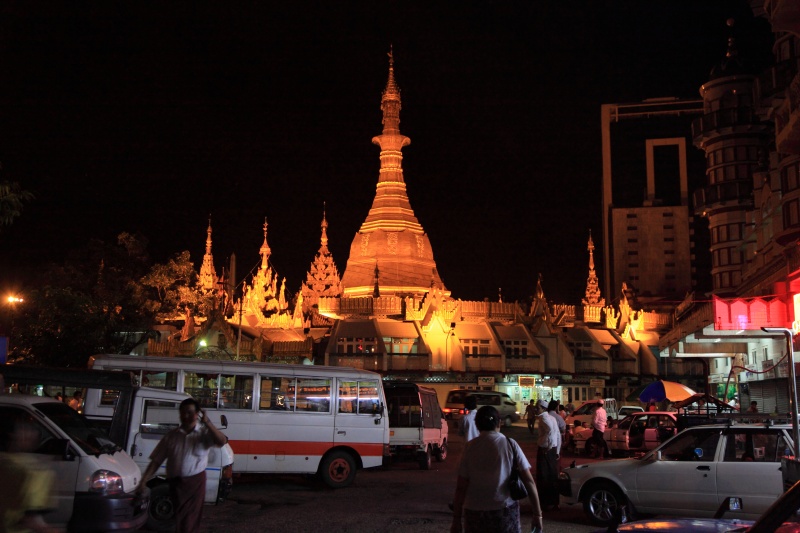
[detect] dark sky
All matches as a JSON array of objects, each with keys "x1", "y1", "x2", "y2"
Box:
[{"x1": 0, "y1": 1, "x2": 772, "y2": 306}]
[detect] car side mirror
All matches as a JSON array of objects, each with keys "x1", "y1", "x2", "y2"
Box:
[
  {"x1": 219, "y1": 414, "x2": 228, "y2": 429},
  {"x1": 59, "y1": 439, "x2": 76, "y2": 462}
]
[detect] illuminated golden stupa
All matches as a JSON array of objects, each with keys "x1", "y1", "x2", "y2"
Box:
[{"x1": 340, "y1": 50, "x2": 448, "y2": 299}]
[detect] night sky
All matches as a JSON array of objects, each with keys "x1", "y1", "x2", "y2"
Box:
[{"x1": 0, "y1": 1, "x2": 772, "y2": 306}]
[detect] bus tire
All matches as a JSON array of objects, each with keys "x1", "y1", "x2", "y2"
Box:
[
  {"x1": 320, "y1": 450, "x2": 356, "y2": 488},
  {"x1": 146, "y1": 483, "x2": 175, "y2": 531},
  {"x1": 418, "y1": 446, "x2": 432, "y2": 470}
]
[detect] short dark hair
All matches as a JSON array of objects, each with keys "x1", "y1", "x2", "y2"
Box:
[
  {"x1": 475, "y1": 405, "x2": 500, "y2": 431},
  {"x1": 464, "y1": 395, "x2": 478, "y2": 410},
  {"x1": 180, "y1": 397, "x2": 201, "y2": 411},
  {"x1": 547, "y1": 400, "x2": 558, "y2": 412}
]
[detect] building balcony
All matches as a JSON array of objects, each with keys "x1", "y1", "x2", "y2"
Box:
[
  {"x1": 505, "y1": 355, "x2": 543, "y2": 373},
  {"x1": 574, "y1": 357, "x2": 610, "y2": 375},
  {"x1": 693, "y1": 179, "x2": 754, "y2": 214},
  {"x1": 385, "y1": 353, "x2": 429, "y2": 371},
  {"x1": 611, "y1": 359, "x2": 637, "y2": 375},
  {"x1": 465, "y1": 355, "x2": 503, "y2": 373},
  {"x1": 691, "y1": 107, "x2": 768, "y2": 144},
  {"x1": 755, "y1": 59, "x2": 799, "y2": 102},
  {"x1": 776, "y1": 72, "x2": 800, "y2": 155}
]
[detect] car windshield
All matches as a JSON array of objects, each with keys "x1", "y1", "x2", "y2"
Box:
[
  {"x1": 34, "y1": 402, "x2": 121, "y2": 456},
  {"x1": 573, "y1": 403, "x2": 594, "y2": 416}
]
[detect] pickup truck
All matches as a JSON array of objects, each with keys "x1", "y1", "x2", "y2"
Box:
[
  {"x1": 0, "y1": 365, "x2": 235, "y2": 530},
  {"x1": 384, "y1": 381, "x2": 448, "y2": 469}
]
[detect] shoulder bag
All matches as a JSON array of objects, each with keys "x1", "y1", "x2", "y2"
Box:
[{"x1": 506, "y1": 437, "x2": 528, "y2": 501}]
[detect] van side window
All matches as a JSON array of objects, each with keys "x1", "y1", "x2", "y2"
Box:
[
  {"x1": 140, "y1": 400, "x2": 180, "y2": 435},
  {"x1": 295, "y1": 378, "x2": 331, "y2": 413},
  {"x1": 338, "y1": 380, "x2": 381, "y2": 414},
  {"x1": 259, "y1": 376, "x2": 296, "y2": 411}
]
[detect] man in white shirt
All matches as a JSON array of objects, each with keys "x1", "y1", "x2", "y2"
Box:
[
  {"x1": 136, "y1": 398, "x2": 228, "y2": 533},
  {"x1": 458, "y1": 395, "x2": 480, "y2": 442},
  {"x1": 535, "y1": 399, "x2": 560, "y2": 510}
]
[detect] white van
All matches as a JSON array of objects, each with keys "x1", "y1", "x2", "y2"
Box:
[
  {"x1": 1, "y1": 364, "x2": 235, "y2": 531},
  {"x1": 565, "y1": 398, "x2": 618, "y2": 429},
  {"x1": 0, "y1": 394, "x2": 148, "y2": 532},
  {"x1": 443, "y1": 389, "x2": 520, "y2": 426}
]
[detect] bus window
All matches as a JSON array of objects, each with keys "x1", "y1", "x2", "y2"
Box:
[
  {"x1": 295, "y1": 378, "x2": 331, "y2": 413},
  {"x1": 339, "y1": 380, "x2": 381, "y2": 414},
  {"x1": 141, "y1": 371, "x2": 178, "y2": 391},
  {"x1": 184, "y1": 372, "x2": 219, "y2": 408},
  {"x1": 259, "y1": 376, "x2": 296, "y2": 411},
  {"x1": 220, "y1": 374, "x2": 253, "y2": 410}
]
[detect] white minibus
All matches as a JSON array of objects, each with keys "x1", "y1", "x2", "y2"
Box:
[{"x1": 88, "y1": 354, "x2": 390, "y2": 488}]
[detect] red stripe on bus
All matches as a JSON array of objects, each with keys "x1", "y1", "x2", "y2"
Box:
[{"x1": 229, "y1": 440, "x2": 384, "y2": 457}]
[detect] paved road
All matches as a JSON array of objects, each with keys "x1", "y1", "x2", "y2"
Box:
[{"x1": 195, "y1": 421, "x2": 602, "y2": 533}]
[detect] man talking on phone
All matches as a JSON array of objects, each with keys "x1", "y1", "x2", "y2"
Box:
[{"x1": 136, "y1": 398, "x2": 228, "y2": 533}]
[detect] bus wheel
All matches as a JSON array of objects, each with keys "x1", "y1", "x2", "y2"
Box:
[
  {"x1": 418, "y1": 446, "x2": 432, "y2": 470},
  {"x1": 320, "y1": 451, "x2": 356, "y2": 488},
  {"x1": 146, "y1": 484, "x2": 175, "y2": 531}
]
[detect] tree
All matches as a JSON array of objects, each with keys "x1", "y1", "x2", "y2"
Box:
[
  {"x1": 141, "y1": 250, "x2": 208, "y2": 323},
  {"x1": 8, "y1": 233, "x2": 155, "y2": 367},
  {"x1": 0, "y1": 180, "x2": 34, "y2": 231}
]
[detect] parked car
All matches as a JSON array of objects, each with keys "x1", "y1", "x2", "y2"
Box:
[
  {"x1": 574, "y1": 412, "x2": 678, "y2": 457},
  {"x1": 590, "y1": 459, "x2": 800, "y2": 532},
  {"x1": 384, "y1": 381, "x2": 448, "y2": 469},
  {"x1": 565, "y1": 398, "x2": 619, "y2": 429},
  {"x1": 618, "y1": 405, "x2": 645, "y2": 418},
  {"x1": 443, "y1": 389, "x2": 520, "y2": 426},
  {"x1": 560, "y1": 422, "x2": 793, "y2": 525}
]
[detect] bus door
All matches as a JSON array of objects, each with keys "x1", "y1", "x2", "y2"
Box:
[{"x1": 335, "y1": 378, "x2": 387, "y2": 469}]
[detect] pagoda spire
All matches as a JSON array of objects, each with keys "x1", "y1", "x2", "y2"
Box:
[
  {"x1": 301, "y1": 205, "x2": 343, "y2": 324},
  {"x1": 259, "y1": 217, "x2": 271, "y2": 272},
  {"x1": 199, "y1": 216, "x2": 218, "y2": 292},
  {"x1": 582, "y1": 230, "x2": 604, "y2": 306},
  {"x1": 340, "y1": 49, "x2": 448, "y2": 298}
]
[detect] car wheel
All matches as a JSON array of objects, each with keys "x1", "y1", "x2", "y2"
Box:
[
  {"x1": 583, "y1": 482, "x2": 626, "y2": 526},
  {"x1": 503, "y1": 416, "x2": 513, "y2": 427},
  {"x1": 434, "y1": 440, "x2": 447, "y2": 462},
  {"x1": 319, "y1": 450, "x2": 357, "y2": 488},
  {"x1": 419, "y1": 446, "x2": 432, "y2": 470},
  {"x1": 146, "y1": 483, "x2": 175, "y2": 531}
]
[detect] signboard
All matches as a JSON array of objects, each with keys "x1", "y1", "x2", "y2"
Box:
[
  {"x1": 762, "y1": 359, "x2": 776, "y2": 380},
  {"x1": 543, "y1": 379, "x2": 559, "y2": 388},
  {"x1": 518, "y1": 376, "x2": 535, "y2": 388},
  {"x1": 589, "y1": 379, "x2": 605, "y2": 388},
  {"x1": 478, "y1": 376, "x2": 495, "y2": 387}
]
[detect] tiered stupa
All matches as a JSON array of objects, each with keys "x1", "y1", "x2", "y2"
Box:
[
  {"x1": 301, "y1": 207, "x2": 343, "y2": 325},
  {"x1": 340, "y1": 50, "x2": 448, "y2": 299},
  {"x1": 582, "y1": 231, "x2": 605, "y2": 323},
  {"x1": 198, "y1": 218, "x2": 218, "y2": 292}
]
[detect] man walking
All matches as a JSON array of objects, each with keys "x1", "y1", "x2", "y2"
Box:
[
  {"x1": 525, "y1": 400, "x2": 536, "y2": 434},
  {"x1": 458, "y1": 395, "x2": 480, "y2": 442},
  {"x1": 136, "y1": 398, "x2": 227, "y2": 533},
  {"x1": 535, "y1": 399, "x2": 560, "y2": 511}
]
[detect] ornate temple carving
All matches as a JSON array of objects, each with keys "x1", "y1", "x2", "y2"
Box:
[
  {"x1": 301, "y1": 209, "x2": 343, "y2": 326},
  {"x1": 582, "y1": 230, "x2": 605, "y2": 323}
]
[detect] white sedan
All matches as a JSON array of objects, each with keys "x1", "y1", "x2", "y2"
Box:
[{"x1": 560, "y1": 423, "x2": 793, "y2": 525}]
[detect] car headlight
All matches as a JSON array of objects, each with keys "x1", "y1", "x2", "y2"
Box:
[{"x1": 89, "y1": 469, "x2": 124, "y2": 495}]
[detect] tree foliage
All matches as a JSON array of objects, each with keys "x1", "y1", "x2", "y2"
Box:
[
  {"x1": 0, "y1": 180, "x2": 34, "y2": 231},
  {"x1": 8, "y1": 233, "x2": 155, "y2": 367},
  {"x1": 140, "y1": 250, "x2": 208, "y2": 322}
]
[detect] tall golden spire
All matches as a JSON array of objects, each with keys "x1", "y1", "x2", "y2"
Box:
[
  {"x1": 259, "y1": 217, "x2": 271, "y2": 271},
  {"x1": 199, "y1": 216, "x2": 218, "y2": 292},
  {"x1": 582, "y1": 230, "x2": 604, "y2": 306},
  {"x1": 340, "y1": 49, "x2": 448, "y2": 298}
]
